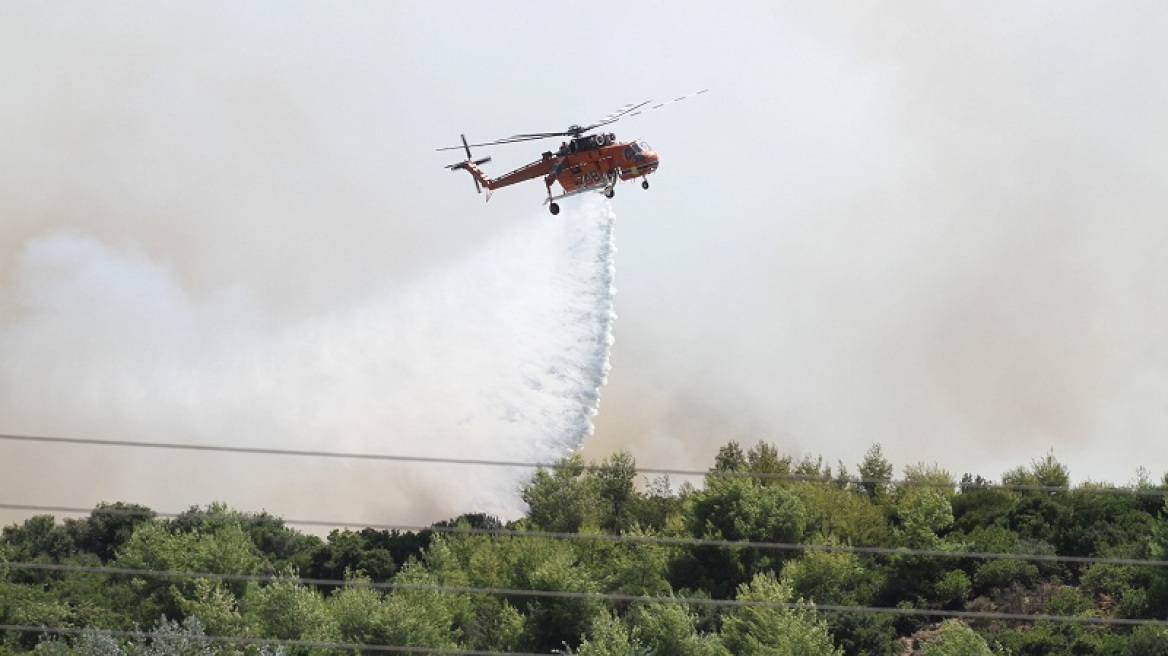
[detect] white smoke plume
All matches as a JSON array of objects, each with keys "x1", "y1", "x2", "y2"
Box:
[{"x1": 0, "y1": 198, "x2": 617, "y2": 526}]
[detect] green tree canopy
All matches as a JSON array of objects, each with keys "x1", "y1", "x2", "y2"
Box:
[{"x1": 719, "y1": 572, "x2": 842, "y2": 656}]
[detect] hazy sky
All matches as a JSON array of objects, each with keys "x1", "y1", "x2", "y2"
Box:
[{"x1": 4, "y1": 2, "x2": 1168, "y2": 527}]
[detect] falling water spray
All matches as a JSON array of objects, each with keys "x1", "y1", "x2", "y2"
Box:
[{"x1": 0, "y1": 199, "x2": 619, "y2": 527}]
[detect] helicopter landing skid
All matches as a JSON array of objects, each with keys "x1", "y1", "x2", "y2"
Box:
[{"x1": 543, "y1": 174, "x2": 618, "y2": 215}]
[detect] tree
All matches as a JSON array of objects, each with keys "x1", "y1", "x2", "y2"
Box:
[
  {"x1": 0, "y1": 577, "x2": 78, "y2": 651},
  {"x1": 792, "y1": 454, "x2": 832, "y2": 480},
  {"x1": 718, "y1": 572, "x2": 842, "y2": 655},
  {"x1": 951, "y1": 486, "x2": 1016, "y2": 534},
  {"x1": 326, "y1": 580, "x2": 399, "y2": 647},
  {"x1": 592, "y1": 450, "x2": 639, "y2": 533},
  {"x1": 522, "y1": 453, "x2": 600, "y2": 534},
  {"x1": 879, "y1": 488, "x2": 956, "y2": 609},
  {"x1": 1059, "y1": 490, "x2": 1155, "y2": 558},
  {"x1": 1080, "y1": 563, "x2": 1154, "y2": 619},
  {"x1": 369, "y1": 562, "x2": 462, "y2": 651},
  {"x1": 779, "y1": 548, "x2": 873, "y2": 606},
  {"x1": 896, "y1": 488, "x2": 954, "y2": 551},
  {"x1": 306, "y1": 529, "x2": 397, "y2": 588},
  {"x1": 633, "y1": 475, "x2": 683, "y2": 533},
  {"x1": 824, "y1": 612, "x2": 898, "y2": 656},
  {"x1": 586, "y1": 527, "x2": 672, "y2": 598},
  {"x1": 513, "y1": 539, "x2": 604, "y2": 652},
  {"x1": 933, "y1": 569, "x2": 971, "y2": 606},
  {"x1": 1124, "y1": 626, "x2": 1168, "y2": 655},
  {"x1": 628, "y1": 602, "x2": 727, "y2": 656},
  {"x1": 13, "y1": 443, "x2": 1168, "y2": 654},
  {"x1": 676, "y1": 475, "x2": 807, "y2": 598},
  {"x1": 712, "y1": 442, "x2": 748, "y2": 473},
  {"x1": 971, "y1": 558, "x2": 1040, "y2": 599},
  {"x1": 433, "y1": 528, "x2": 604, "y2": 652},
  {"x1": 2, "y1": 515, "x2": 76, "y2": 575},
  {"x1": 792, "y1": 483, "x2": 893, "y2": 548},
  {"x1": 1001, "y1": 451, "x2": 1070, "y2": 489},
  {"x1": 858, "y1": 444, "x2": 894, "y2": 500},
  {"x1": 65, "y1": 503, "x2": 155, "y2": 562},
  {"x1": 901, "y1": 463, "x2": 956, "y2": 499},
  {"x1": 746, "y1": 441, "x2": 792, "y2": 484},
  {"x1": 574, "y1": 610, "x2": 644, "y2": 656},
  {"x1": 36, "y1": 616, "x2": 224, "y2": 656},
  {"x1": 428, "y1": 531, "x2": 576, "y2": 651},
  {"x1": 919, "y1": 619, "x2": 994, "y2": 656},
  {"x1": 178, "y1": 578, "x2": 248, "y2": 639},
  {"x1": 688, "y1": 475, "x2": 807, "y2": 545},
  {"x1": 242, "y1": 578, "x2": 338, "y2": 645},
  {"x1": 237, "y1": 512, "x2": 321, "y2": 574},
  {"x1": 1004, "y1": 494, "x2": 1071, "y2": 552},
  {"x1": 114, "y1": 518, "x2": 261, "y2": 624}
]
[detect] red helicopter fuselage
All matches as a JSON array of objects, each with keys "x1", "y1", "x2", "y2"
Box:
[{"x1": 456, "y1": 133, "x2": 659, "y2": 212}]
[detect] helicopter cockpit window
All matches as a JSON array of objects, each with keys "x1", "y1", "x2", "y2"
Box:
[{"x1": 638, "y1": 141, "x2": 651, "y2": 151}]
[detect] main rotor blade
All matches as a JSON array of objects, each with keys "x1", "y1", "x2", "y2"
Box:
[
  {"x1": 501, "y1": 99, "x2": 654, "y2": 143},
  {"x1": 571, "y1": 93, "x2": 698, "y2": 135},
  {"x1": 435, "y1": 90, "x2": 707, "y2": 152},
  {"x1": 506, "y1": 131, "x2": 574, "y2": 140},
  {"x1": 436, "y1": 134, "x2": 560, "y2": 151},
  {"x1": 624, "y1": 89, "x2": 708, "y2": 118},
  {"x1": 593, "y1": 99, "x2": 652, "y2": 126}
]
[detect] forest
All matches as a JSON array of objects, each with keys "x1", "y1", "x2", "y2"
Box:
[{"x1": 4, "y1": 442, "x2": 1168, "y2": 655}]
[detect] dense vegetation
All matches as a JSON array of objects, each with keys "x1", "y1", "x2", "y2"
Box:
[{"x1": 4, "y1": 442, "x2": 1168, "y2": 654}]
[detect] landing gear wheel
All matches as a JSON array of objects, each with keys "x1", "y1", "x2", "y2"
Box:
[
  {"x1": 604, "y1": 188, "x2": 614, "y2": 199},
  {"x1": 641, "y1": 179, "x2": 650, "y2": 190},
  {"x1": 549, "y1": 203, "x2": 560, "y2": 215}
]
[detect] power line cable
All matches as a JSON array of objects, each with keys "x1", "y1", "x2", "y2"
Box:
[
  {"x1": 3, "y1": 502, "x2": 1165, "y2": 569},
  {"x1": 3, "y1": 561, "x2": 1167, "y2": 629},
  {"x1": 2, "y1": 432, "x2": 1164, "y2": 496}
]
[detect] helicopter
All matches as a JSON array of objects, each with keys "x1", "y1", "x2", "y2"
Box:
[{"x1": 438, "y1": 91, "x2": 705, "y2": 215}]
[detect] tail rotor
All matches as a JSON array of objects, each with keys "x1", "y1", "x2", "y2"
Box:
[{"x1": 445, "y1": 134, "x2": 492, "y2": 194}]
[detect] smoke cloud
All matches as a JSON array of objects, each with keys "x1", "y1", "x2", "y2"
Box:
[
  {"x1": 0, "y1": 199, "x2": 616, "y2": 526},
  {"x1": 6, "y1": 3, "x2": 1168, "y2": 530},
  {"x1": 588, "y1": 3, "x2": 1168, "y2": 487}
]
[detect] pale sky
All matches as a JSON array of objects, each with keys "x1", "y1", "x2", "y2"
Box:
[{"x1": 4, "y1": 2, "x2": 1168, "y2": 528}]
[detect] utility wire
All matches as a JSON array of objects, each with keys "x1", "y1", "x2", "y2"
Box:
[
  {"x1": 3, "y1": 502, "x2": 1165, "y2": 569},
  {"x1": 2, "y1": 432, "x2": 1164, "y2": 496},
  {"x1": 3, "y1": 561, "x2": 1167, "y2": 629}
]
